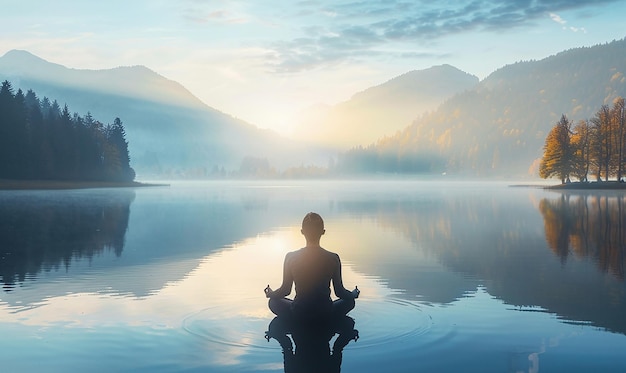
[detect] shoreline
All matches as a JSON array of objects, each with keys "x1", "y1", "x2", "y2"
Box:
[
  {"x1": 0, "y1": 179, "x2": 169, "y2": 190},
  {"x1": 545, "y1": 181, "x2": 626, "y2": 190}
]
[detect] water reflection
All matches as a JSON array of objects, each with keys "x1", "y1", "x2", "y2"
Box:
[
  {"x1": 0, "y1": 190, "x2": 134, "y2": 289},
  {"x1": 539, "y1": 193, "x2": 626, "y2": 279},
  {"x1": 265, "y1": 315, "x2": 359, "y2": 372},
  {"x1": 335, "y1": 186, "x2": 626, "y2": 336},
  {"x1": 1, "y1": 182, "x2": 626, "y2": 372}
]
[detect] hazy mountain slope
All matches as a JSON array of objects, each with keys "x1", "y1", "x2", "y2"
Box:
[
  {"x1": 367, "y1": 38, "x2": 626, "y2": 177},
  {"x1": 0, "y1": 50, "x2": 321, "y2": 177},
  {"x1": 294, "y1": 64, "x2": 479, "y2": 149}
]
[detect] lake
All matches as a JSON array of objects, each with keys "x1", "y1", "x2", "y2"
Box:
[{"x1": 1, "y1": 180, "x2": 625, "y2": 372}]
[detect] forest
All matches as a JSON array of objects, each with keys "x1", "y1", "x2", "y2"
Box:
[
  {"x1": 335, "y1": 39, "x2": 626, "y2": 178},
  {"x1": 540, "y1": 97, "x2": 626, "y2": 183},
  {"x1": 0, "y1": 80, "x2": 134, "y2": 182}
]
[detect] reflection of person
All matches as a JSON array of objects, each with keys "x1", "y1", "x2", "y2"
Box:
[
  {"x1": 265, "y1": 315, "x2": 359, "y2": 372},
  {"x1": 264, "y1": 212, "x2": 360, "y2": 320}
]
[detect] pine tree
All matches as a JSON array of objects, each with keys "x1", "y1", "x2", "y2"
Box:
[
  {"x1": 0, "y1": 81, "x2": 135, "y2": 183},
  {"x1": 104, "y1": 118, "x2": 134, "y2": 181},
  {"x1": 0, "y1": 81, "x2": 15, "y2": 177},
  {"x1": 12, "y1": 89, "x2": 29, "y2": 178}
]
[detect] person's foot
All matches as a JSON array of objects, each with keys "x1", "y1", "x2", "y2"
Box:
[
  {"x1": 265, "y1": 330, "x2": 294, "y2": 352},
  {"x1": 332, "y1": 328, "x2": 359, "y2": 353}
]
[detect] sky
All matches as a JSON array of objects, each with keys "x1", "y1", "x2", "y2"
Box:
[{"x1": 1, "y1": 0, "x2": 626, "y2": 135}]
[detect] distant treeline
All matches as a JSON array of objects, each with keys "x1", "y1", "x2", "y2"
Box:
[
  {"x1": 335, "y1": 145, "x2": 445, "y2": 174},
  {"x1": 540, "y1": 97, "x2": 625, "y2": 183},
  {"x1": 228, "y1": 152, "x2": 443, "y2": 179},
  {"x1": 0, "y1": 80, "x2": 134, "y2": 182}
]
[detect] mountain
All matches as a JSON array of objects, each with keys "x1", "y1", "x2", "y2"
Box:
[
  {"x1": 293, "y1": 64, "x2": 479, "y2": 149},
  {"x1": 0, "y1": 50, "x2": 322, "y2": 177},
  {"x1": 346, "y1": 38, "x2": 626, "y2": 178},
  {"x1": 6, "y1": 39, "x2": 625, "y2": 180}
]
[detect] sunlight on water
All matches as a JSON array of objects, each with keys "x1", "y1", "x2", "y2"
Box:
[
  {"x1": 0, "y1": 226, "x2": 394, "y2": 370},
  {"x1": 2, "y1": 181, "x2": 626, "y2": 372}
]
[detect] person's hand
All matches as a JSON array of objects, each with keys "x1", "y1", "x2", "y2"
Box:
[
  {"x1": 264, "y1": 285, "x2": 273, "y2": 298},
  {"x1": 352, "y1": 286, "x2": 360, "y2": 299}
]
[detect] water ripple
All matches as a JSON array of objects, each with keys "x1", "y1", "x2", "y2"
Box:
[
  {"x1": 349, "y1": 298, "x2": 445, "y2": 351},
  {"x1": 182, "y1": 303, "x2": 276, "y2": 350},
  {"x1": 182, "y1": 296, "x2": 455, "y2": 356}
]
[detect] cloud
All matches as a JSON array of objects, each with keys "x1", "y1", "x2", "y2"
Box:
[
  {"x1": 266, "y1": 0, "x2": 614, "y2": 72},
  {"x1": 549, "y1": 13, "x2": 567, "y2": 25},
  {"x1": 180, "y1": 1, "x2": 250, "y2": 25},
  {"x1": 549, "y1": 12, "x2": 587, "y2": 33}
]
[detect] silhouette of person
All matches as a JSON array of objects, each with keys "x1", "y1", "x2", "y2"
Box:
[
  {"x1": 264, "y1": 212, "x2": 360, "y2": 320},
  {"x1": 265, "y1": 314, "x2": 359, "y2": 373}
]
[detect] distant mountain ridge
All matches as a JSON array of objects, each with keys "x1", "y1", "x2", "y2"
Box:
[
  {"x1": 348, "y1": 38, "x2": 626, "y2": 177},
  {"x1": 0, "y1": 50, "x2": 206, "y2": 109},
  {"x1": 294, "y1": 64, "x2": 479, "y2": 148},
  {"x1": 0, "y1": 50, "x2": 321, "y2": 177},
  {"x1": 4, "y1": 38, "x2": 626, "y2": 179}
]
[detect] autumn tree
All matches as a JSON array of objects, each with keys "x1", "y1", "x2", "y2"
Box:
[
  {"x1": 611, "y1": 97, "x2": 626, "y2": 180},
  {"x1": 590, "y1": 105, "x2": 612, "y2": 181},
  {"x1": 540, "y1": 115, "x2": 573, "y2": 183},
  {"x1": 541, "y1": 97, "x2": 626, "y2": 183},
  {"x1": 570, "y1": 119, "x2": 591, "y2": 182}
]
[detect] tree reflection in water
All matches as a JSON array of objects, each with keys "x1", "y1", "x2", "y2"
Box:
[
  {"x1": 539, "y1": 193, "x2": 626, "y2": 279},
  {"x1": 0, "y1": 190, "x2": 134, "y2": 289}
]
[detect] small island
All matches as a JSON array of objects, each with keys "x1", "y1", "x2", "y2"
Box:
[
  {"x1": 539, "y1": 97, "x2": 626, "y2": 190},
  {"x1": 0, "y1": 80, "x2": 154, "y2": 190}
]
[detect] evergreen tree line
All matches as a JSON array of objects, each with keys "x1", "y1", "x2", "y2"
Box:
[
  {"x1": 540, "y1": 97, "x2": 626, "y2": 183},
  {"x1": 0, "y1": 80, "x2": 134, "y2": 182},
  {"x1": 336, "y1": 145, "x2": 445, "y2": 174}
]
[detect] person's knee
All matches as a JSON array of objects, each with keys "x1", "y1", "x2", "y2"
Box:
[
  {"x1": 346, "y1": 297, "x2": 356, "y2": 311},
  {"x1": 334, "y1": 298, "x2": 355, "y2": 316},
  {"x1": 268, "y1": 298, "x2": 280, "y2": 313},
  {"x1": 269, "y1": 297, "x2": 292, "y2": 317}
]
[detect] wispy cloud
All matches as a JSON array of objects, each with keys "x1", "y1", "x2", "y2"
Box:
[
  {"x1": 549, "y1": 13, "x2": 567, "y2": 25},
  {"x1": 266, "y1": 0, "x2": 613, "y2": 72},
  {"x1": 180, "y1": 1, "x2": 250, "y2": 25},
  {"x1": 549, "y1": 12, "x2": 587, "y2": 33},
  {"x1": 183, "y1": 10, "x2": 249, "y2": 25}
]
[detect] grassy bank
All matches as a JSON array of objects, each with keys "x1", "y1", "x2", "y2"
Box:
[{"x1": 0, "y1": 179, "x2": 168, "y2": 190}]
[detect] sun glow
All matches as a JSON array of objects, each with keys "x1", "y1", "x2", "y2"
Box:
[{"x1": 0, "y1": 227, "x2": 385, "y2": 328}]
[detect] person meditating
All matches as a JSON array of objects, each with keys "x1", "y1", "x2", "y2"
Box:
[{"x1": 265, "y1": 212, "x2": 360, "y2": 320}]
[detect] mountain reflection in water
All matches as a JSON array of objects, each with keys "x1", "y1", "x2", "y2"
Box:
[
  {"x1": 336, "y1": 187, "x2": 626, "y2": 336},
  {"x1": 0, "y1": 182, "x2": 626, "y2": 372}
]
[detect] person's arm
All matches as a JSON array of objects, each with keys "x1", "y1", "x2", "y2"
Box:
[
  {"x1": 332, "y1": 253, "x2": 358, "y2": 300},
  {"x1": 266, "y1": 252, "x2": 294, "y2": 298}
]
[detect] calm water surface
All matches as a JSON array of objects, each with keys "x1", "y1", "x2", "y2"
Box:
[{"x1": 1, "y1": 180, "x2": 625, "y2": 372}]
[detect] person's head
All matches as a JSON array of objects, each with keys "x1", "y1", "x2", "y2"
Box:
[{"x1": 301, "y1": 212, "x2": 325, "y2": 241}]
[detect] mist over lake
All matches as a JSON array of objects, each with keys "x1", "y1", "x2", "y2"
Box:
[{"x1": 1, "y1": 180, "x2": 625, "y2": 372}]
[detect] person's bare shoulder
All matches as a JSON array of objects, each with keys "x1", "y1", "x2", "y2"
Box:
[
  {"x1": 285, "y1": 248, "x2": 304, "y2": 262},
  {"x1": 327, "y1": 250, "x2": 341, "y2": 263}
]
